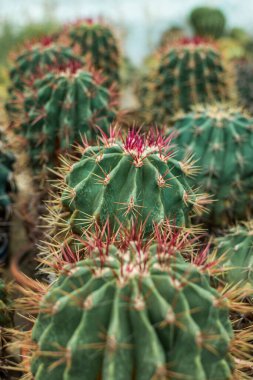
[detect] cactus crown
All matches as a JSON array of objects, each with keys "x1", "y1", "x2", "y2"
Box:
[
  {"x1": 172, "y1": 103, "x2": 253, "y2": 225},
  {"x1": 151, "y1": 41, "x2": 230, "y2": 123}
]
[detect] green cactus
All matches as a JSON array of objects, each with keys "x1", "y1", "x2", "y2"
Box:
[
  {"x1": 68, "y1": 20, "x2": 120, "y2": 86},
  {"x1": 151, "y1": 39, "x2": 230, "y2": 123},
  {"x1": 189, "y1": 7, "x2": 226, "y2": 39},
  {"x1": 16, "y1": 64, "x2": 117, "y2": 181},
  {"x1": 5, "y1": 38, "x2": 82, "y2": 117},
  {"x1": 30, "y1": 233, "x2": 235, "y2": 380},
  {"x1": 215, "y1": 221, "x2": 253, "y2": 285},
  {"x1": 172, "y1": 104, "x2": 253, "y2": 226},
  {"x1": 58, "y1": 129, "x2": 202, "y2": 237}
]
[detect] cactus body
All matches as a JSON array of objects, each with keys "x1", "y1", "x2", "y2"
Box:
[
  {"x1": 189, "y1": 7, "x2": 226, "y2": 39},
  {"x1": 69, "y1": 21, "x2": 120, "y2": 86},
  {"x1": 6, "y1": 42, "x2": 82, "y2": 116},
  {"x1": 152, "y1": 40, "x2": 229, "y2": 123},
  {"x1": 30, "y1": 239, "x2": 234, "y2": 380},
  {"x1": 216, "y1": 222, "x2": 253, "y2": 285},
  {"x1": 60, "y1": 130, "x2": 199, "y2": 236},
  {"x1": 172, "y1": 104, "x2": 253, "y2": 226},
  {"x1": 0, "y1": 129, "x2": 15, "y2": 215},
  {"x1": 17, "y1": 66, "x2": 116, "y2": 179}
]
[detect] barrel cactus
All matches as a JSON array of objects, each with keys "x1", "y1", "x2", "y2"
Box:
[
  {"x1": 68, "y1": 20, "x2": 120, "y2": 86},
  {"x1": 215, "y1": 221, "x2": 253, "y2": 285},
  {"x1": 16, "y1": 63, "x2": 117, "y2": 181},
  {"x1": 189, "y1": 7, "x2": 226, "y2": 39},
  {"x1": 172, "y1": 104, "x2": 253, "y2": 226},
  {"x1": 151, "y1": 38, "x2": 230, "y2": 123},
  {"x1": 236, "y1": 61, "x2": 253, "y2": 115},
  {"x1": 55, "y1": 128, "x2": 205, "y2": 239},
  {"x1": 22, "y1": 227, "x2": 240, "y2": 380},
  {"x1": 5, "y1": 37, "x2": 82, "y2": 117}
]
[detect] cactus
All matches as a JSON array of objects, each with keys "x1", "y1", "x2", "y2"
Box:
[
  {"x1": 236, "y1": 61, "x2": 253, "y2": 115},
  {"x1": 55, "y1": 128, "x2": 205, "y2": 239},
  {"x1": 15, "y1": 63, "x2": 117, "y2": 181},
  {"x1": 215, "y1": 221, "x2": 253, "y2": 285},
  {"x1": 158, "y1": 26, "x2": 184, "y2": 49},
  {"x1": 189, "y1": 7, "x2": 226, "y2": 39},
  {"x1": 20, "y1": 225, "x2": 242, "y2": 380},
  {"x1": 5, "y1": 37, "x2": 82, "y2": 117},
  {"x1": 68, "y1": 20, "x2": 120, "y2": 87},
  {"x1": 151, "y1": 38, "x2": 230, "y2": 123},
  {"x1": 172, "y1": 103, "x2": 253, "y2": 226}
]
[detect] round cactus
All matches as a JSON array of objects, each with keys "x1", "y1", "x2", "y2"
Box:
[
  {"x1": 56, "y1": 128, "x2": 204, "y2": 238},
  {"x1": 0, "y1": 129, "x2": 15, "y2": 217},
  {"x1": 215, "y1": 221, "x2": 253, "y2": 285},
  {"x1": 151, "y1": 38, "x2": 230, "y2": 123},
  {"x1": 189, "y1": 7, "x2": 226, "y2": 39},
  {"x1": 27, "y1": 229, "x2": 237, "y2": 380},
  {"x1": 16, "y1": 63, "x2": 117, "y2": 181},
  {"x1": 68, "y1": 20, "x2": 120, "y2": 86},
  {"x1": 5, "y1": 38, "x2": 82, "y2": 117},
  {"x1": 172, "y1": 104, "x2": 253, "y2": 226}
]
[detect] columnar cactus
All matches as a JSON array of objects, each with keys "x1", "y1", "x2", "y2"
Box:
[
  {"x1": 172, "y1": 104, "x2": 253, "y2": 226},
  {"x1": 16, "y1": 63, "x2": 117, "y2": 181},
  {"x1": 21, "y1": 228, "x2": 240, "y2": 380},
  {"x1": 189, "y1": 7, "x2": 226, "y2": 39},
  {"x1": 56, "y1": 128, "x2": 204, "y2": 238},
  {"x1": 215, "y1": 221, "x2": 253, "y2": 285},
  {"x1": 151, "y1": 39, "x2": 230, "y2": 123},
  {"x1": 5, "y1": 38, "x2": 82, "y2": 117},
  {"x1": 68, "y1": 20, "x2": 120, "y2": 86},
  {"x1": 236, "y1": 61, "x2": 253, "y2": 115}
]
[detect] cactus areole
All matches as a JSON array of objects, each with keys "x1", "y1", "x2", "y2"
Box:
[
  {"x1": 31, "y1": 238, "x2": 234, "y2": 380},
  {"x1": 61, "y1": 129, "x2": 200, "y2": 235}
]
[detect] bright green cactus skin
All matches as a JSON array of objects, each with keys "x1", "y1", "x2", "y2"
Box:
[
  {"x1": 18, "y1": 69, "x2": 116, "y2": 178},
  {"x1": 5, "y1": 44, "x2": 82, "y2": 116},
  {"x1": 61, "y1": 132, "x2": 198, "y2": 235},
  {"x1": 216, "y1": 222, "x2": 253, "y2": 285},
  {"x1": 69, "y1": 22, "x2": 120, "y2": 86},
  {"x1": 31, "y1": 243, "x2": 234, "y2": 380},
  {"x1": 152, "y1": 44, "x2": 229, "y2": 123},
  {"x1": 0, "y1": 130, "x2": 15, "y2": 213},
  {"x1": 189, "y1": 7, "x2": 226, "y2": 39},
  {"x1": 172, "y1": 104, "x2": 253, "y2": 226}
]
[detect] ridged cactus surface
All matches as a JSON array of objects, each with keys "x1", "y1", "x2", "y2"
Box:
[
  {"x1": 172, "y1": 104, "x2": 253, "y2": 225},
  {"x1": 68, "y1": 20, "x2": 120, "y2": 86},
  {"x1": 216, "y1": 221, "x2": 253, "y2": 285},
  {"x1": 17, "y1": 64, "x2": 117, "y2": 180},
  {"x1": 189, "y1": 7, "x2": 226, "y2": 39},
  {"x1": 60, "y1": 129, "x2": 201, "y2": 236},
  {"x1": 152, "y1": 40, "x2": 230, "y2": 123},
  {"x1": 30, "y1": 238, "x2": 234, "y2": 380}
]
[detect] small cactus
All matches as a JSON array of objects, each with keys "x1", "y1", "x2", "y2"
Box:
[
  {"x1": 68, "y1": 19, "x2": 120, "y2": 87},
  {"x1": 236, "y1": 61, "x2": 253, "y2": 115},
  {"x1": 151, "y1": 38, "x2": 230, "y2": 123},
  {"x1": 172, "y1": 103, "x2": 253, "y2": 226},
  {"x1": 15, "y1": 63, "x2": 117, "y2": 182},
  {"x1": 189, "y1": 7, "x2": 226, "y2": 39},
  {"x1": 215, "y1": 221, "x2": 253, "y2": 285},
  {"x1": 5, "y1": 38, "x2": 82, "y2": 117}
]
